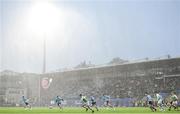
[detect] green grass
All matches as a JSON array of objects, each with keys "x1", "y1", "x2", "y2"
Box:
[{"x1": 0, "y1": 107, "x2": 179, "y2": 114}]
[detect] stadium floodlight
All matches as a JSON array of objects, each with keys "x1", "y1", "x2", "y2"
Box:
[
  {"x1": 27, "y1": 1, "x2": 62, "y2": 73},
  {"x1": 27, "y1": 1, "x2": 61, "y2": 34},
  {"x1": 27, "y1": 1, "x2": 61, "y2": 106}
]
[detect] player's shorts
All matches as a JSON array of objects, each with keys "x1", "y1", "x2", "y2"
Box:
[
  {"x1": 170, "y1": 101, "x2": 173, "y2": 105},
  {"x1": 172, "y1": 101, "x2": 178, "y2": 105},
  {"x1": 148, "y1": 101, "x2": 153, "y2": 105},
  {"x1": 25, "y1": 102, "x2": 29, "y2": 106},
  {"x1": 92, "y1": 101, "x2": 96, "y2": 106},
  {"x1": 157, "y1": 99, "x2": 163, "y2": 105},
  {"x1": 57, "y1": 102, "x2": 61, "y2": 106},
  {"x1": 104, "y1": 100, "x2": 110, "y2": 105},
  {"x1": 82, "y1": 101, "x2": 89, "y2": 106}
]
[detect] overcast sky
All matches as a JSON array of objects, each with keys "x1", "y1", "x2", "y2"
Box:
[{"x1": 0, "y1": 0, "x2": 180, "y2": 73}]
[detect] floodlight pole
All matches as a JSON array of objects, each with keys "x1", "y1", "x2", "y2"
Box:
[
  {"x1": 43, "y1": 34, "x2": 46, "y2": 74},
  {"x1": 39, "y1": 34, "x2": 46, "y2": 107}
]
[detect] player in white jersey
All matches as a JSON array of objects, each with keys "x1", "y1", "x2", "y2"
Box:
[
  {"x1": 156, "y1": 93, "x2": 165, "y2": 111},
  {"x1": 169, "y1": 91, "x2": 179, "y2": 111},
  {"x1": 79, "y1": 94, "x2": 94, "y2": 113}
]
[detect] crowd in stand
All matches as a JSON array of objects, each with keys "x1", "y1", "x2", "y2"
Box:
[{"x1": 40, "y1": 73, "x2": 180, "y2": 107}]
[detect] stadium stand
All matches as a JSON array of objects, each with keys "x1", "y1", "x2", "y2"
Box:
[{"x1": 0, "y1": 57, "x2": 180, "y2": 106}]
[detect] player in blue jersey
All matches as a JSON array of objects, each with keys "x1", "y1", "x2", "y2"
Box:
[
  {"x1": 90, "y1": 96, "x2": 99, "y2": 111},
  {"x1": 22, "y1": 96, "x2": 31, "y2": 109},
  {"x1": 102, "y1": 94, "x2": 113, "y2": 108},
  {"x1": 145, "y1": 92, "x2": 156, "y2": 112},
  {"x1": 55, "y1": 96, "x2": 64, "y2": 109},
  {"x1": 79, "y1": 94, "x2": 94, "y2": 113},
  {"x1": 156, "y1": 93, "x2": 165, "y2": 111}
]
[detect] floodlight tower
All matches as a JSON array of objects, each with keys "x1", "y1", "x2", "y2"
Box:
[
  {"x1": 43, "y1": 35, "x2": 46, "y2": 74},
  {"x1": 27, "y1": 1, "x2": 61, "y2": 106}
]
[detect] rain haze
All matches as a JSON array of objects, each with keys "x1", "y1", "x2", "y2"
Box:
[
  {"x1": 0, "y1": 0, "x2": 180, "y2": 73},
  {"x1": 0, "y1": 0, "x2": 180, "y2": 112}
]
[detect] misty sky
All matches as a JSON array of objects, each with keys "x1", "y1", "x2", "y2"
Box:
[{"x1": 0, "y1": 0, "x2": 180, "y2": 73}]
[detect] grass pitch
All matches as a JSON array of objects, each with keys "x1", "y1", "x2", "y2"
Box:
[{"x1": 0, "y1": 107, "x2": 179, "y2": 114}]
